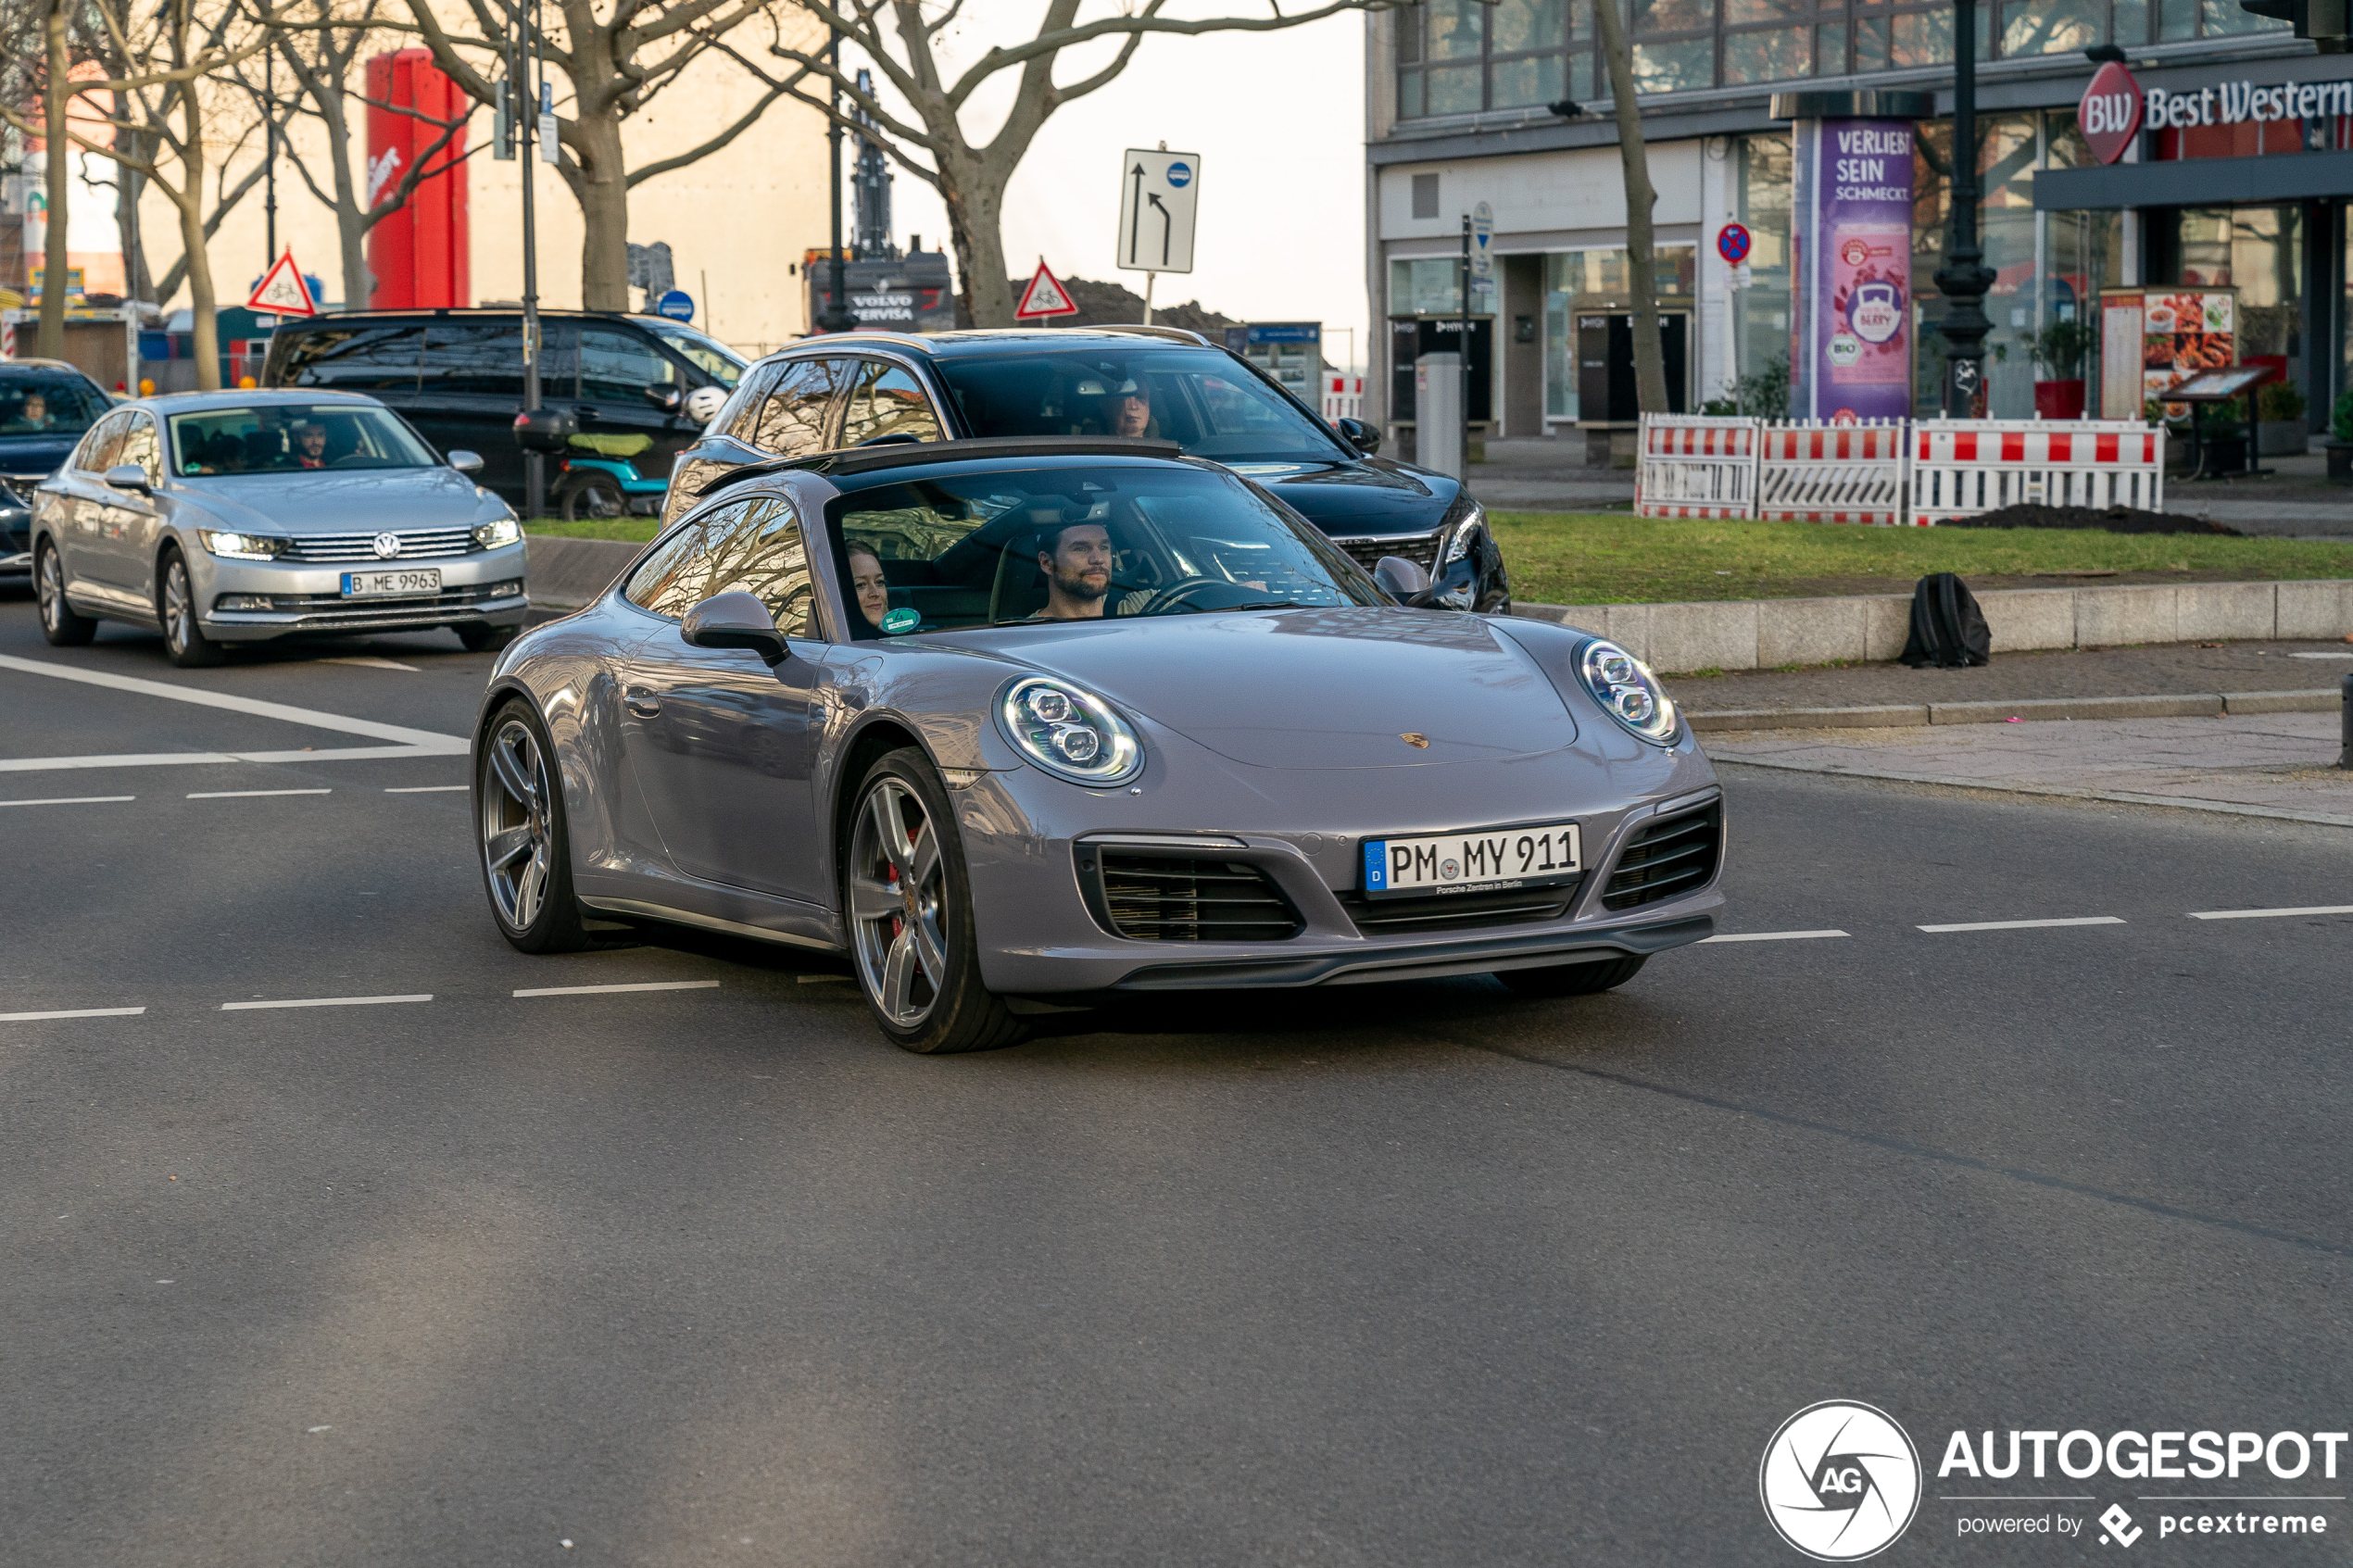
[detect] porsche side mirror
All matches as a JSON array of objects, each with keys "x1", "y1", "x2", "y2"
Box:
[
  {"x1": 103, "y1": 462, "x2": 152, "y2": 495},
  {"x1": 447, "y1": 449, "x2": 484, "y2": 474},
  {"x1": 643, "y1": 383, "x2": 684, "y2": 413},
  {"x1": 682, "y1": 590, "x2": 788, "y2": 666},
  {"x1": 1334, "y1": 417, "x2": 1382, "y2": 456},
  {"x1": 1373, "y1": 555, "x2": 1431, "y2": 602}
]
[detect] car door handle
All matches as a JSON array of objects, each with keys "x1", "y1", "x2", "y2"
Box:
[
  {"x1": 624, "y1": 689, "x2": 661, "y2": 718},
  {"x1": 575, "y1": 406, "x2": 601, "y2": 420}
]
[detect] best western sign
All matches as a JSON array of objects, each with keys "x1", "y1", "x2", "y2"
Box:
[{"x1": 2081, "y1": 60, "x2": 2353, "y2": 163}]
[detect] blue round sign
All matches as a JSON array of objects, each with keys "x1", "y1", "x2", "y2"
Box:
[
  {"x1": 1164, "y1": 161, "x2": 1191, "y2": 188},
  {"x1": 656, "y1": 289, "x2": 695, "y2": 321}
]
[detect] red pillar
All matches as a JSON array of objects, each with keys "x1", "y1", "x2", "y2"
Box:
[{"x1": 364, "y1": 49, "x2": 470, "y2": 308}]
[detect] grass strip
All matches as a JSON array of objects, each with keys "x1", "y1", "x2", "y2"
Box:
[
  {"x1": 528, "y1": 518, "x2": 663, "y2": 543},
  {"x1": 1490, "y1": 511, "x2": 2353, "y2": 605}
]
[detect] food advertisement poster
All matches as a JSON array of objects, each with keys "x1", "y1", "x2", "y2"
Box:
[
  {"x1": 2145, "y1": 289, "x2": 2236, "y2": 412},
  {"x1": 1791, "y1": 118, "x2": 1915, "y2": 422}
]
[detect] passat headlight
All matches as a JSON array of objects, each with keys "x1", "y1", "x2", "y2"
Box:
[
  {"x1": 1578, "y1": 638, "x2": 1680, "y2": 745},
  {"x1": 196, "y1": 529, "x2": 289, "y2": 560},
  {"x1": 473, "y1": 516, "x2": 522, "y2": 550},
  {"x1": 997, "y1": 676, "x2": 1143, "y2": 786}
]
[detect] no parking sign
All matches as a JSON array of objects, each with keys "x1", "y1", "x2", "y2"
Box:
[{"x1": 1717, "y1": 223, "x2": 1752, "y2": 266}]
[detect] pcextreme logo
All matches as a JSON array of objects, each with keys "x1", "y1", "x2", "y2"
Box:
[{"x1": 1761, "y1": 1401, "x2": 1924, "y2": 1561}]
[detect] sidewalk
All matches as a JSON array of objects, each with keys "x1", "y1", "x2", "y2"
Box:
[{"x1": 1671, "y1": 639, "x2": 2353, "y2": 712}]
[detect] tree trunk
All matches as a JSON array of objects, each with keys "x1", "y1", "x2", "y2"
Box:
[
  {"x1": 179, "y1": 90, "x2": 220, "y2": 392},
  {"x1": 37, "y1": 0, "x2": 70, "y2": 360},
  {"x1": 113, "y1": 105, "x2": 155, "y2": 313},
  {"x1": 939, "y1": 157, "x2": 1013, "y2": 328},
  {"x1": 319, "y1": 83, "x2": 372, "y2": 307},
  {"x1": 573, "y1": 107, "x2": 631, "y2": 313},
  {"x1": 1592, "y1": 0, "x2": 1668, "y2": 414}
]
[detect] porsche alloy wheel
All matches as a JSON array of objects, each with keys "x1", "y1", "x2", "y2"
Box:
[
  {"x1": 478, "y1": 703, "x2": 587, "y2": 952},
  {"x1": 845, "y1": 749, "x2": 1026, "y2": 1054}
]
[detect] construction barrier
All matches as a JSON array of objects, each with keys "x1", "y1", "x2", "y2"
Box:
[
  {"x1": 1910, "y1": 420, "x2": 2167, "y2": 524},
  {"x1": 1321, "y1": 375, "x2": 1364, "y2": 422},
  {"x1": 1633, "y1": 415, "x2": 1760, "y2": 519},
  {"x1": 1755, "y1": 420, "x2": 1911, "y2": 526}
]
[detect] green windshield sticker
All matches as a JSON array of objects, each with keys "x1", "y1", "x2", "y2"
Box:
[{"x1": 882, "y1": 608, "x2": 921, "y2": 634}]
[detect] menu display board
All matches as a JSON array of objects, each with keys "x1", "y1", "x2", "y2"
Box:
[{"x1": 2100, "y1": 288, "x2": 2237, "y2": 419}]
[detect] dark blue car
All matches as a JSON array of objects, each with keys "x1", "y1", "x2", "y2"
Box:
[{"x1": 1, "y1": 359, "x2": 115, "y2": 586}]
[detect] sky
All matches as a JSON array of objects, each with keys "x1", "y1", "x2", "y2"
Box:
[{"x1": 851, "y1": 2, "x2": 1372, "y2": 370}]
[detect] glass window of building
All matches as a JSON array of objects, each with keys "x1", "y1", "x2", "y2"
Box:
[
  {"x1": 1726, "y1": 133, "x2": 1793, "y2": 416},
  {"x1": 1539, "y1": 245, "x2": 1698, "y2": 419},
  {"x1": 1390, "y1": 257, "x2": 1498, "y2": 317}
]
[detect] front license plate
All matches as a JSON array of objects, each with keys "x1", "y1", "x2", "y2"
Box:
[
  {"x1": 1362, "y1": 821, "x2": 1581, "y2": 898},
  {"x1": 342, "y1": 569, "x2": 442, "y2": 597}
]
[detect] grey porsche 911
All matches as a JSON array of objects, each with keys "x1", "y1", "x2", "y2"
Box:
[{"x1": 473, "y1": 437, "x2": 1724, "y2": 1053}]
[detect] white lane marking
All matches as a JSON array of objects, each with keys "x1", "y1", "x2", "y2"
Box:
[
  {"x1": 321, "y1": 657, "x2": 420, "y2": 671},
  {"x1": 385, "y1": 784, "x2": 468, "y2": 793},
  {"x1": 308, "y1": 1425, "x2": 333, "y2": 1433},
  {"x1": 0, "y1": 795, "x2": 135, "y2": 807},
  {"x1": 2288, "y1": 651, "x2": 2353, "y2": 659},
  {"x1": 220, "y1": 994, "x2": 432, "y2": 1010},
  {"x1": 513, "y1": 981, "x2": 722, "y2": 997},
  {"x1": 1699, "y1": 929, "x2": 1850, "y2": 943},
  {"x1": 0, "y1": 1006, "x2": 146, "y2": 1022},
  {"x1": 0, "y1": 652, "x2": 468, "y2": 750},
  {"x1": 2188, "y1": 905, "x2": 2353, "y2": 921},
  {"x1": 187, "y1": 788, "x2": 333, "y2": 799},
  {"x1": 0, "y1": 745, "x2": 456, "y2": 772},
  {"x1": 1918, "y1": 916, "x2": 2126, "y2": 933}
]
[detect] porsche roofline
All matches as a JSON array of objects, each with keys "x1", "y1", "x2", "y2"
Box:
[{"x1": 694, "y1": 435, "x2": 1189, "y2": 502}]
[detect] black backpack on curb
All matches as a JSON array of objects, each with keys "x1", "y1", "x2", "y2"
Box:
[{"x1": 1899, "y1": 572, "x2": 1991, "y2": 669}]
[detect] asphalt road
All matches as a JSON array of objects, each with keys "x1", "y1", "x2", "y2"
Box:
[{"x1": 3, "y1": 599, "x2": 2350, "y2": 1566}]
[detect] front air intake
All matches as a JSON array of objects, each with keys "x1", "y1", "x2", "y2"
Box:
[
  {"x1": 1602, "y1": 803, "x2": 1721, "y2": 910},
  {"x1": 1082, "y1": 849, "x2": 1304, "y2": 942}
]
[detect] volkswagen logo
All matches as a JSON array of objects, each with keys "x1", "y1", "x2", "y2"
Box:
[
  {"x1": 371, "y1": 532, "x2": 402, "y2": 559},
  {"x1": 1759, "y1": 1401, "x2": 1921, "y2": 1561}
]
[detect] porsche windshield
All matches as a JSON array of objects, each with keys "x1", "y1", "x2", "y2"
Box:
[
  {"x1": 930, "y1": 347, "x2": 1346, "y2": 464},
  {"x1": 168, "y1": 403, "x2": 439, "y2": 476},
  {"x1": 827, "y1": 461, "x2": 1387, "y2": 637}
]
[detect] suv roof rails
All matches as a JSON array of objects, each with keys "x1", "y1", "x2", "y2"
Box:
[
  {"x1": 1094, "y1": 325, "x2": 1213, "y2": 347},
  {"x1": 698, "y1": 435, "x2": 1187, "y2": 498}
]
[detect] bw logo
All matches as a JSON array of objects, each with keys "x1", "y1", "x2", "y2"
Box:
[
  {"x1": 2100, "y1": 1504, "x2": 2143, "y2": 1548},
  {"x1": 1761, "y1": 1401, "x2": 1921, "y2": 1561}
]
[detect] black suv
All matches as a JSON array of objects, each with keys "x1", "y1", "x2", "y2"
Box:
[
  {"x1": 259, "y1": 308, "x2": 748, "y2": 512},
  {"x1": 665, "y1": 326, "x2": 1508, "y2": 612},
  {"x1": 1, "y1": 358, "x2": 117, "y2": 585}
]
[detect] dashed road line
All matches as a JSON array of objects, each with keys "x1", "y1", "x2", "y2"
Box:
[
  {"x1": 187, "y1": 788, "x2": 333, "y2": 799},
  {"x1": 0, "y1": 795, "x2": 135, "y2": 808},
  {"x1": 2187, "y1": 905, "x2": 2353, "y2": 921},
  {"x1": 220, "y1": 994, "x2": 432, "y2": 1010},
  {"x1": 385, "y1": 784, "x2": 468, "y2": 794},
  {"x1": 0, "y1": 1006, "x2": 146, "y2": 1022},
  {"x1": 514, "y1": 981, "x2": 723, "y2": 997},
  {"x1": 1699, "y1": 929, "x2": 1850, "y2": 944},
  {"x1": 1917, "y1": 916, "x2": 2127, "y2": 933}
]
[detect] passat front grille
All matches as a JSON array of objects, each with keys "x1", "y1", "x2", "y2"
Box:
[
  {"x1": 1602, "y1": 803, "x2": 1721, "y2": 910},
  {"x1": 1331, "y1": 531, "x2": 1442, "y2": 578},
  {"x1": 1085, "y1": 850, "x2": 1303, "y2": 942},
  {"x1": 282, "y1": 527, "x2": 479, "y2": 563},
  {"x1": 1338, "y1": 880, "x2": 1580, "y2": 936}
]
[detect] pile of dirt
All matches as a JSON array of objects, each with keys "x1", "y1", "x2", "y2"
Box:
[{"x1": 1944, "y1": 503, "x2": 2241, "y2": 535}]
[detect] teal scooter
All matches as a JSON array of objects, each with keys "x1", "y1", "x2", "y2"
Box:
[{"x1": 552, "y1": 432, "x2": 668, "y2": 522}]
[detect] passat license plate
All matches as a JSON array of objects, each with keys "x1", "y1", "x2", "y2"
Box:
[
  {"x1": 1362, "y1": 821, "x2": 1581, "y2": 899},
  {"x1": 342, "y1": 569, "x2": 441, "y2": 597}
]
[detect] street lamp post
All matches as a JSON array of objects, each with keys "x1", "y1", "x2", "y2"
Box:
[
  {"x1": 1933, "y1": 0, "x2": 1996, "y2": 416},
  {"x1": 516, "y1": 0, "x2": 545, "y2": 520},
  {"x1": 818, "y1": 22, "x2": 856, "y2": 334}
]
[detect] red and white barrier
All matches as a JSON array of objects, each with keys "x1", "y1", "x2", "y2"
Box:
[
  {"x1": 1321, "y1": 375, "x2": 1364, "y2": 423},
  {"x1": 1756, "y1": 420, "x2": 1911, "y2": 526},
  {"x1": 1910, "y1": 420, "x2": 2166, "y2": 525},
  {"x1": 1634, "y1": 415, "x2": 1761, "y2": 519}
]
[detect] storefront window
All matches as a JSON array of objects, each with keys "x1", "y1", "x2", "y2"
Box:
[
  {"x1": 2044, "y1": 113, "x2": 2122, "y2": 365},
  {"x1": 1540, "y1": 245, "x2": 1699, "y2": 419},
  {"x1": 2165, "y1": 207, "x2": 2305, "y2": 390},
  {"x1": 2000, "y1": 0, "x2": 2104, "y2": 54},
  {"x1": 1728, "y1": 132, "x2": 1794, "y2": 413},
  {"x1": 1390, "y1": 257, "x2": 1497, "y2": 318},
  {"x1": 1394, "y1": 0, "x2": 1579, "y2": 118}
]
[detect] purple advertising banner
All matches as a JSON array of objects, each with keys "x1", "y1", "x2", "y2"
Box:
[{"x1": 1792, "y1": 119, "x2": 1915, "y2": 422}]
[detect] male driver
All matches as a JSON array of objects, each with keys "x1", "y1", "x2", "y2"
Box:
[
  {"x1": 1035, "y1": 519, "x2": 1114, "y2": 620},
  {"x1": 293, "y1": 420, "x2": 330, "y2": 468},
  {"x1": 1101, "y1": 381, "x2": 1158, "y2": 439}
]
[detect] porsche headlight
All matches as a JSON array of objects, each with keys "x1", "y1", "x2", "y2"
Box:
[
  {"x1": 1578, "y1": 638, "x2": 1680, "y2": 745},
  {"x1": 997, "y1": 676, "x2": 1143, "y2": 786},
  {"x1": 473, "y1": 516, "x2": 522, "y2": 550},
  {"x1": 196, "y1": 529, "x2": 289, "y2": 561}
]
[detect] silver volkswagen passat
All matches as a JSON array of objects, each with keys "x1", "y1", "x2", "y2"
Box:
[
  {"x1": 472, "y1": 438, "x2": 1724, "y2": 1054},
  {"x1": 31, "y1": 390, "x2": 527, "y2": 666}
]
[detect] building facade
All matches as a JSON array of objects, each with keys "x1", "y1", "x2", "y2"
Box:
[{"x1": 1365, "y1": 0, "x2": 2347, "y2": 452}]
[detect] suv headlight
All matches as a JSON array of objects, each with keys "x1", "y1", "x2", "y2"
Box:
[
  {"x1": 473, "y1": 516, "x2": 522, "y2": 550},
  {"x1": 1442, "y1": 498, "x2": 1486, "y2": 565},
  {"x1": 196, "y1": 529, "x2": 289, "y2": 560},
  {"x1": 1578, "y1": 638, "x2": 1680, "y2": 745},
  {"x1": 996, "y1": 676, "x2": 1144, "y2": 786}
]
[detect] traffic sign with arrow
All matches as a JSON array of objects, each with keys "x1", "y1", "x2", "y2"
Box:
[
  {"x1": 1470, "y1": 200, "x2": 1493, "y2": 282},
  {"x1": 1015, "y1": 260, "x2": 1079, "y2": 320},
  {"x1": 246, "y1": 249, "x2": 319, "y2": 317},
  {"x1": 1115, "y1": 148, "x2": 1200, "y2": 276}
]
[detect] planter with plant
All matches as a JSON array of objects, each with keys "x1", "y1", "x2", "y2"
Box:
[
  {"x1": 2030, "y1": 317, "x2": 2095, "y2": 420},
  {"x1": 2257, "y1": 380, "x2": 2309, "y2": 457},
  {"x1": 2331, "y1": 388, "x2": 2353, "y2": 483}
]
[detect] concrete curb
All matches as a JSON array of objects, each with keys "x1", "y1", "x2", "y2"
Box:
[
  {"x1": 1713, "y1": 754, "x2": 2353, "y2": 831},
  {"x1": 1515, "y1": 577, "x2": 2353, "y2": 673},
  {"x1": 1685, "y1": 688, "x2": 2339, "y2": 733},
  {"x1": 526, "y1": 534, "x2": 645, "y2": 610}
]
